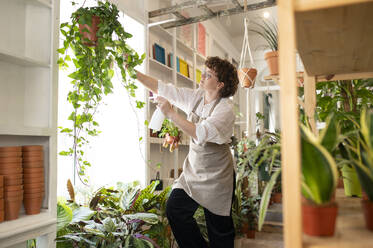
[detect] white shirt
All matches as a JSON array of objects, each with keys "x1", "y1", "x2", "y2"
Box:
[{"x1": 158, "y1": 80, "x2": 235, "y2": 145}]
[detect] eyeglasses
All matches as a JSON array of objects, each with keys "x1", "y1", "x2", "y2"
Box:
[{"x1": 201, "y1": 69, "x2": 217, "y2": 80}]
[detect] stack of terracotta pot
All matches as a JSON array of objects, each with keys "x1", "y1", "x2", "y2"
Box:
[
  {"x1": 22, "y1": 146, "x2": 45, "y2": 215},
  {"x1": 0, "y1": 176, "x2": 4, "y2": 222},
  {"x1": 0, "y1": 146, "x2": 23, "y2": 221}
]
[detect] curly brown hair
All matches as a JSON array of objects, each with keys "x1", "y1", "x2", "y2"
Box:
[{"x1": 205, "y1": 56, "x2": 239, "y2": 98}]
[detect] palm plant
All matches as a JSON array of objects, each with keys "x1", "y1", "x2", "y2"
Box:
[{"x1": 249, "y1": 20, "x2": 278, "y2": 51}]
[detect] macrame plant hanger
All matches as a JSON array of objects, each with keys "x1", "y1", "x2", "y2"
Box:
[{"x1": 238, "y1": 17, "x2": 257, "y2": 88}]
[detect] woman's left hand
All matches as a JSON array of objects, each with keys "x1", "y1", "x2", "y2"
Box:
[{"x1": 156, "y1": 96, "x2": 174, "y2": 117}]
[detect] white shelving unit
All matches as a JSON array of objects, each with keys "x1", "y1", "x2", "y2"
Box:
[
  {"x1": 145, "y1": 22, "x2": 240, "y2": 188},
  {"x1": 0, "y1": 0, "x2": 59, "y2": 247}
]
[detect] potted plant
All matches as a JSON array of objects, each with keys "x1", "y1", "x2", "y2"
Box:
[
  {"x1": 346, "y1": 108, "x2": 373, "y2": 230},
  {"x1": 159, "y1": 119, "x2": 181, "y2": 152},
  {"x1": 58, "y1": 1, "x2": 145, "y2": 184},
  {"x1": 301, "y1": 115, "x2": 340, "y2": 236},
  {"x1": 249, "y1": 20, "x2": 278, "y2": 75}
]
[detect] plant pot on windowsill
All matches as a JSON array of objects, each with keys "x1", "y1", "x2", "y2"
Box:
[
  {"x1": 4, "y1": 196, "x2": 23, "y2": 221},
  {"x1": 24, "y1": 192, "x2": 44, "y2": 215},
  {"x1": 264, "y1": 51, "x2": 279, "y2": 75},
  {"x1": 238, "y1": 68, "x2": 257, "y2": 88},
  {"x1": 79, "y1": 15, "x2": 100, "y2": 46}
]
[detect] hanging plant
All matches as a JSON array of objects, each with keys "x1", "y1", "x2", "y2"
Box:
[{"x1": 57, "y1": 1, "x2": 145, "y2": 184}]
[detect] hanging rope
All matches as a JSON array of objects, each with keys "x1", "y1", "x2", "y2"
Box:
[{"x1": 238, "y1": 18, "x2": 257, "y2": 88}]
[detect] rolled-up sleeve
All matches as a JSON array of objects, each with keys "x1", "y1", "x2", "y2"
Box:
[
  {"x1": 195, "y1": 103, "x2": 235, "y2": 145},
  {"x1": 158, "y1": 80, "x2": 195, "y2": 113}
]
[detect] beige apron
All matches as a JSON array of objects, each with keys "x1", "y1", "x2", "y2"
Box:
[{"x1": 173, "y1": 97, "x2": 234, "y2": 216}]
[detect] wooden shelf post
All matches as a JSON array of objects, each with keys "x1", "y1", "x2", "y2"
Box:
[{"x1": 278, "y1": 0, "x2": 302, "y2": 248}]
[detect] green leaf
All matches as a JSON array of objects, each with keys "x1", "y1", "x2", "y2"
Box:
[
  {"x1": 258, "y1": 169, "x2": 281, "y2": 231},
  {"x1": 71, "y1": 207, "x2": 95, "y2": 223},
  {"x1": 301, "y1": 126, "x2": 338, "y2": 204},
  {"x1": 57, "y1": 202, "x2": 73, "y2": 232},
  {"x1": 124, "y1": 213, "x2": 159, "y2": 225}
]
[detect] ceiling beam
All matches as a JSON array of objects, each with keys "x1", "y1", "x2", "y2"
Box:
[
  {"x1": 200, "y1": 4, "x2": 215, "y2": 15},
  {"x1": 231, "y1": 0, "x2": 242, "y2": 8},
  {"x1": 160, "y1": 0, "x2": 276, "y2": 29},
  {"x1": 148, "y1": 0, "x2": 228, "y2": 18},
  {"x1": 173, "y1": 11, "x2": 187, "y2": 19}
]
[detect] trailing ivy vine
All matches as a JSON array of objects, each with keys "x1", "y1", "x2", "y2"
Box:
[{"x1": 58, "y1": 1, "x2": 145, "y2": 184}]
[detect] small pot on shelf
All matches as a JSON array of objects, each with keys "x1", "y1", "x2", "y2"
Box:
[{"x1": 264, "y1": 51, "x2": 279, "y2": 75}]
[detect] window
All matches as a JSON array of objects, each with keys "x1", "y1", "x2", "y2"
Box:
[{"x1": 57, "y1": 1, "x2": 146, "y2": 196}]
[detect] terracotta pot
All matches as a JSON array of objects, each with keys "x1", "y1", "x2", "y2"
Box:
[
  {"x1": 4, "y1": 174, "x2": 22, "y2": 181},
  {"x1": 24, "y1": 167, "x2": 44, "y2": 174},
  {"x1": 0, "y1": 166, "x2": 23, "y2": 175},
  {"x1": 0, "y1": 190, "x2": 3, "y2": 198},
  {"x1": 24, "y1": 187, "x2": 44, "y2": 194},
  {"x1": 0, "y1": 157, "x2": 22, "y2": 163},
  {"x1": 22, "y1": 145, "x2": 43, "y2": 152},
  {"x1": 241, "y1": 222, "x2": 255, "y2": 239},
  {"x1": 0, "y1": 146, "x2": 22, "y2": 153},
  {"x1": 79, "y1": 15, "x2": 100, "y2": 46},
  {"x1": 4, "y1": 178, "x2": 22, "y2": 186},
  {"x1": 264, "y1": 51, "x2": 279, "y2": 75},
  {"x1": 0, "y1": 162, "x2": 22, "y2": 168},
  {"x1": 24, "y1": 172, "x2": 44, "y2": 179},
  {"x1": 23, "y1": 156, "x2": 43, "y2": 163},
  {"x1": 23, "y1": 150, "x2": 43, "y2": 157},
  {"x1": 0, "y1": 210, "x2": 4, "y2": 223},
  {"x1": 271, "y1": 193, "x2": 282, "y2": 203},
  {"x1": 0, "y1": 175, "x2": 3, "y2": 187},
  {"x1": 363, "y1": 191, "x2": 369, "y2": 201},
  {"x1": 5, "y1": 185, "x2": 23, "y2": 191},
  {"x1": 4, "y1": 197, "x2": 23, "y2": 220},
  {"x1": 24, "y1": 197, "x2": 43, "y2": 215},
  {"x1": 24, "y1": 183, "x2": 44, "y2": 189},
  {"x1": 23, "y1": 161, "x2": 44, "y2": 168},
  {"x1": 0, "y1": 199, "x2": 4, "y2": 211},
  {"x1": 362, "y1": 200, "x2": 373, "y2": 231},
  {"x1": 24, "y1": 192, "x2": 44, "y2": 199},
  {"x1": 302, "y1": 202, "x2": 338, "y2": 236},
  {"x1": 5, "y1": 190, "x2": 23, "y2": 198},
  {"x1": 0, "y1": 151, "x2": 22, "y2": 158},
  {"x1": 337, "y1": 177, "x2": 344, "y2": 189},
  {"x1": 238, "y1": 68, "x2": 257, "y2": 88},
  {"x1": 24, "y1": 177, "x2": 44, "y2": 184}
]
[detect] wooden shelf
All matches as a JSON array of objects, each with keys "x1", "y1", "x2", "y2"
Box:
[
  {"x1": 295, "y1": 1, "x2": 373, "y2": 77},
  {"x1": 149, "y1": 58, "x2": 173, "y2": 73},
  {"x1": 303, "y1": 189, "x2": 373, "y2": 248},
  {"x1": 0, "y1": 49, "x2": 50, "y2": 68},
  {"x1": 264, "y1": 72, "x2": 304, "y2": 82},
  {"x1": 25, "y1": 0, "x2": 52, "y2": 8},
  {"x1": 0, "y1": 210, "x2": 56, "y2": 240},
  {"x1": 177, "y1": 72, "x2": 194, "y2": 85},
  {"x1": 0, "y1": 126, "x2": 54, "y2": 136},
  {"x1": 149, "y1": 137, "x2": 189, "y2": 146},
  {"x1": 295, "y1": 0, "x2": 373, "y2": 12},
  {"x1": 177, "y1": 38, "x2": 194, "y2": 55},
  {"x1": 149, "y1": 24, "x2": 173, "y2": 40},
  {"x1": 196, "y1": 53, "x2": 206, "y2": 63}
]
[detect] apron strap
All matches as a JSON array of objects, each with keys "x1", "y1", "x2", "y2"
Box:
[
  {"x1": 191, "y1": 97, "x2": 203, "y2": 113},
  {"x1": 207, "y1": 97, "x2": 221, "y2": 117}
]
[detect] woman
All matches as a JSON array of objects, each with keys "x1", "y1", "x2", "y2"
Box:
[{"x1": 135, "y1": 56, "x2": 238, "y2": 248}]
